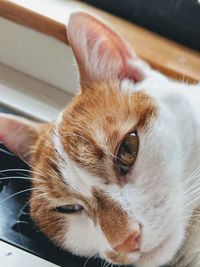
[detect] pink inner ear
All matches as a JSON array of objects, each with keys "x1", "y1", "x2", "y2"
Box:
[
  {"x1": 67, "y1": 12, "x2": 144, "y2": 86},
  {"x1": 0, "y1": 114, "x2": 39, "y2": 162}
]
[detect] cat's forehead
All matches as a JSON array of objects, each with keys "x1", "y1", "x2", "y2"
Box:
[{"x1": 53, "y1": 83, "x2": 157, "y2": 183}]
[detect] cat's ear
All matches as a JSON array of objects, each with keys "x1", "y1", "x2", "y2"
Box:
[
  {"x1": 67, "y1": 12, "x2": 146, "y2": 88},
  {"x1": 0, "y1": 114, "x2": 42, "y2": 162}
]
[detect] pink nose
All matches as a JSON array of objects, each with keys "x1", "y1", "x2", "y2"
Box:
[{"x1": 114, "y1": 229, "x2": 140, "y2": 253}]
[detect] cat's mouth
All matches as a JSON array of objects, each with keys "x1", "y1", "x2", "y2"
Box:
[{"x1": 105, "y1": 234, "x2": 172, "y2": 265}]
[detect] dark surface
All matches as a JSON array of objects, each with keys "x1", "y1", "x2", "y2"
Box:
[
  {"x1": 82, "y1": 0, "x2": 200, "y2": 51},
  {"x1": 0, "y1": 108, "x2": 108, "y2": 267}
]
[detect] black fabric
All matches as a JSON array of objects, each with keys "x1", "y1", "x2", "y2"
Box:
[{"x1": 82, "y1": 0, "x2": 200, "y2": 51}]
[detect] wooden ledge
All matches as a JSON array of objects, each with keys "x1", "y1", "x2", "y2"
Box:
[{"x1": 0, "y1": 0, "x2": 200, "y2": 83}]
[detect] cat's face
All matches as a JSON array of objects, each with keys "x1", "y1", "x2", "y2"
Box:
[
  {"x1": 30, "y1": 81, "x2": 185, "y2": 266},
  {"x1": 0, "y1": 12, "x2": 187, "y2": 267}
]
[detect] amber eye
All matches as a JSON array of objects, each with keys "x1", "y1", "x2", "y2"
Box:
[
  {"x1": 116, "y1": 131, "x2": 139, "y2": 175},
  {"x1": 55, "y1": 204, "x2": 84, "y2": 214}
]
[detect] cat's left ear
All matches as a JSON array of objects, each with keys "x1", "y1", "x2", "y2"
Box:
[
  {"x1": 67, "y1": 12, "x2": 148, "y2": 89},
  {"x1": 0, "y1": 114, "x2": 42, "y2": 162}
]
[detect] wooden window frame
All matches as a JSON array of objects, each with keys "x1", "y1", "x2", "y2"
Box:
[{"x1": 0, "y1": 0, "x2": 199, "y2": 83}]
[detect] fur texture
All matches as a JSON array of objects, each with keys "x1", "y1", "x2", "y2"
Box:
[{"x1": 1, "y1": 12, "x2": 200, "y2": 267}]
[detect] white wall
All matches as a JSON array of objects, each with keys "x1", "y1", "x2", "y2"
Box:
[{"x1": 0, "y1": 17, "x2": 79, "y2": 95}]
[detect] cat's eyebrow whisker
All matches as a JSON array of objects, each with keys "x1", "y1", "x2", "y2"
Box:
[
  {"x1": 31, "y1": 158, "x2": 64, "y2": 180},
  {"x1": 63, "y1": 131, "x2": 93, "y2": 143},
  {"x1": 0, "y1": 187, "x2": 46, "y2": 205},
  {"x1": 20, "y1": 164, "x2": 60, "y2": 181},
  {"x1": 64, "y1": 131, "x2": 116, "y2": 159}
]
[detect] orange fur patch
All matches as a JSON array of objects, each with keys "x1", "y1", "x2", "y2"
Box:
[
  {"x1": 58, "y1": 82, "x2": 157, "y2": 183},
  {"x1": 94, "y1": 189, "x2": 130, "y2": 247}
]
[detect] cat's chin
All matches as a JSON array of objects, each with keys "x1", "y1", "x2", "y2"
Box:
[
  {"x1": 136, "y1": 235, "x2": 177, "y2": 267},
  {"x1": 104, "y1": 250, "x2": 141, "y2": 266},
  {"x1": 136, "y1": 224, "x2": 185, "y2": 267}
]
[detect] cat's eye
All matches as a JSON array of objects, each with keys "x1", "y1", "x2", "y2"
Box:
[
  {"x1": 55, "y1": 204, "x2": 84, "y2": 214},
  {"x1": 115, "y1": 131, "x2": 139, "y2": 175}
]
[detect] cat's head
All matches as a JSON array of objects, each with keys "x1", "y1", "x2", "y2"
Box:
[{"x1": 0, "y1": 12, "x2": 186, "y2": 267}]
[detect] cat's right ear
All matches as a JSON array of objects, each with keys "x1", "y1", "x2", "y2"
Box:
[
  {"x1": 0, "y1": 114, "x2": 42, "y2": 163},
  {"x1": 67, "y1": 12, "x2": 148, "y2": 89}
]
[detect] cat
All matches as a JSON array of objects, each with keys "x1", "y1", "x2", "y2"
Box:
[{"x1": 0, "y1": 11, "x2": 200, "y2": 267}]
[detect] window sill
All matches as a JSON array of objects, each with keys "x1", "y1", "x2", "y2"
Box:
[{"x1": 0, "y1": 63, "x2": 72, "y2": 122}]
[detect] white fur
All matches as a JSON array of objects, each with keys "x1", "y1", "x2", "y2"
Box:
[{"x1": 63, "y1": 213, "x2": 111, "y2": 256}]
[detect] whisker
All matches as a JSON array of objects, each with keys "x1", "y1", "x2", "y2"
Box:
[
  {"x1": 0, "y1": 168, "x2": 47, "y2": 179},
  {"x1": 16, "y1": 192, "x2": 48, "y2": 246},
  {"x1": 183, "y1": 166, "x2": 200, "y2": 185},
  {"x1": 83, "y1": 252, "x2": 96, "y2": 267},
  {"x1": 0, "y1": 176, "x2": 44, "y2": 183},
  {"x1": 0, "y1": 187, "x2": 45, "y2": 205},
  {"x1": 0, "y1": 147, "x2": 15, "y2": 156},
  {"x1": 184, "y1": 195, "x2": 200, "y2": 209}
]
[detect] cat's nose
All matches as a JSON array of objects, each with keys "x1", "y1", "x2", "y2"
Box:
[{"x1": 114, "y1": 228, "x2": 140, "y2": 253}]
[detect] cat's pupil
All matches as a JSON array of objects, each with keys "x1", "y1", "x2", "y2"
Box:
[
  {"x1": 122, "y1": 141, "x2": 136, "y2": 159},
  {"x1": 55, "y1": 204, "x2": 84, "y2": 214},
  {"x1": 116, "y1": 131, "x2": 139, "y2": 175}
]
